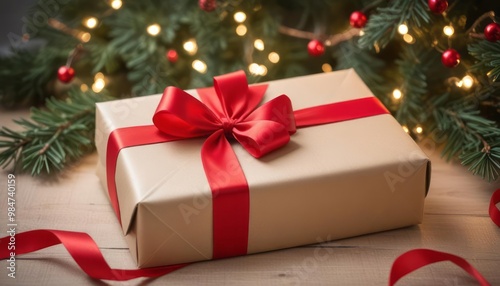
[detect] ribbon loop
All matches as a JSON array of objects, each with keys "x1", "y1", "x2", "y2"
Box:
[{"x1": 153, "y1": 87, "x2": 220, "y2": 138}]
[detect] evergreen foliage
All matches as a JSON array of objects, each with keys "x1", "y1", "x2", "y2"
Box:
[{"x1": 0, "y1": 0, "x2": 499, "y2": 181}]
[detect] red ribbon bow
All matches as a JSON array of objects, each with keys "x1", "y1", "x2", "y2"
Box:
[
  {"x1": 154, "y1": 71, "x2": 296, "y2": 158},
  {"x1": 151, "y1": 70, "x2": 295, "y2": 258}
]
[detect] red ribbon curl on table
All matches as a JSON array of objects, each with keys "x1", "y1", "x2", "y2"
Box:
[{"x1": 389, "y1": 248, "x2": 491, "y2": 286}]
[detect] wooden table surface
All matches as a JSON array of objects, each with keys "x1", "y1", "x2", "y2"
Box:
[{"x1": 0, "y1": 109, "x2": 499, "y2": 286}]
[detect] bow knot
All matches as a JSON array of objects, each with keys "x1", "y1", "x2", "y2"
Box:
[
  {"x1": 153, "y1": 70, "x2": 296, "y2": 159},
  {"x1": 220, "y1": 117, "x2": 237, "y2": 138}
]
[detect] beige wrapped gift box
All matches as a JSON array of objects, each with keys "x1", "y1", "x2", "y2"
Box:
[{"x1": 95, "y1": 69, "x2": 430, "y2": 268}]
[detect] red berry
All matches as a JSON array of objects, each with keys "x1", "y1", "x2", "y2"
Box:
[
  {"x1": 441, "y1": 49, "x2": 460, "y2": 68},
  {"x1": 349, "y1": 11, "x2": 368, "y2": 28},
  {"x1": 307, "y1": 40, "x2": 325, "y2": 57},
  {"x1": 57, "y1": 66, "x2": 75, "y2": 83},
  {"x1": 484, "y1": 23, "x2": 500, "y2": 42},
  {"x1": 199, "y1": 0, "x2": 216, "y2": 12},
  {"x1": 167, "y1": 49, "x2": 178, "y2": 63},
  {"x1": 428, "y1": 0, "x2": 448, "y2": 14}
]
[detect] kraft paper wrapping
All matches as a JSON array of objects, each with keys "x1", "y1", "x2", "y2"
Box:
[{"x1": 95, "y1": 69, "x2": 431, "y2": 268}]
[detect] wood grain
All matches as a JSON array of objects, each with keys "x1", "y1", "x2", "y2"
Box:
[{"x1": 0, "y1": 109, "x2": 499, "y2": 285}]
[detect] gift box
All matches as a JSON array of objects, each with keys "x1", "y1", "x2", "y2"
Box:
[{"x1": 95, "y1": 69, "x2": 430, "y2": 268}]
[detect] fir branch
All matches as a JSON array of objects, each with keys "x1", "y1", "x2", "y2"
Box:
[
  {"x1": 0, "y1": 89, "x2": 110, "y2": 175},
  {"x1": 0, "y1": 46, "x2": 73, "y2": 107},
  {"x1": 394, "y1": 45, "x2": 437, "y2": 126},
  {"x1": 468, "y1": 40, "x2": 500, "y2": 82},
  {"x1": 432, "y1": 101, "x2": 500, "y2": 181},
  {"x1": 358, "y1": 0, "x2": 430, "y2": 49}
]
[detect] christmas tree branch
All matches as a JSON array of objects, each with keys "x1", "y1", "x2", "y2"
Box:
[
  {"x1": 0, "y1": 90, "x2": 110, "y2": 175},
  {"x1": 432, "y1": 102, "x2": 500, "y2": 181},
  {"x1": 358, "y1": 0, "x2": 430, "y2": 49},
  {"x1": 278, "y1": 25, "x2": 361, "y2": 47}
]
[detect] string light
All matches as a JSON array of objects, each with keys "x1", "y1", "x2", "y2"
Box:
[
  {"x1": 146, "y1": 24, "x2": 161, "y2": 36},
  {"x1": 392, "y1": 89, "x2": 402, "y2": 100},
  {"x1": 258, "y1": 65, "x2": 268, "y2": 76},
  {"x1": 110, "y1": 0, "x2": 122, "y2": 10},
  {"x1": 402, "y1": 125, "x2": 409, "y2": 133},
  {"x1": 254, "y1": 39, "x2": 265, "y2": 51},
  {"x1": 95, "y1": 72, "x2": 104, "y2": 80},
  {"x1": 415, "y1": 125, "x2": 423, "y2": 134},
  {"x1": 462, "y1": 75, "x2": 474, "y2": 88},
  {"x1": 248, "y1": 63, "x2": 267, "y2": 76},
  {"x1": 84, "y1": 17, "x2": 98, "y2": 29},
  {"x1": 359, "y1": 30, "x2": 365, "y2": 36},
  {"x1": 249, "y1": 63, "x2": 260, "y2": 74},
  {"x1": 92, "y1": 73, "x2": 106, "y2": 93},
  {"x1": 183, "y1": 39, "x2": 198, "y2": 55},
  {"x1": 236, "y1": 24, "x2": 247, "y2": 36},
  {"x1": 234, "y1": 11, "x2": 247, "y2": 23},
  {"x1": 403, "y1": 34, "x2": 415, "y2": 44},
  {"x1": 192, "y1": 60, "x2": 207, "y2": 73},
  {"x1": 80, "y1": 84, "x2": 89, "y2": 92},
  {"x1": 398, "y1": 24, "x2": 409, "y2": 35},
  {"x1": 79, "y1": 32, "x2": 91, "y2": 42},
  {"x1": 443, "y1": 25, "x2": 454, "y2": 37},
  {"x1": 268, "y1": 52, "x2": 280, "y2": 63},
  {"x1": 322, "y1": 63, "x2": 332, "y2": 72}
]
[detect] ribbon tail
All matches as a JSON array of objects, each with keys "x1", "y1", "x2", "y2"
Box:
[
  {"x1": 489, "y1": 189, "x2": 500, "y2": 227},
  {"x1": 201, "y1": 130, "x2": 249, "y2": 259},
  {"x1": 0, "y1": 230, "x2": 187, "y2": 281},
  {"x1": 389, "y1": 248, "x2": 491, "y2": 286}
]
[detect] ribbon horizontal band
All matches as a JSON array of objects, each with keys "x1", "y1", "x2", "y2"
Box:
[{"x1": 0, "y1": 229, "x2": 187, "y2": 281}]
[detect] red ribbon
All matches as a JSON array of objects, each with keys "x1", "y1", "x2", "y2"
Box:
[
  {"x1": 489, "y1": 188, "x2": 500, "y2": 227},
  {"x1": 0, "y1": 229, "x2": 186, "y2": 280},
  {"x1": 389, "y1": 249, "x2": 491, "y2": 286}
]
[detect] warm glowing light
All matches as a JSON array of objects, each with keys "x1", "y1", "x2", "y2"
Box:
[
  {"x1": 254, "y1": 39, "x2": 264, "y2": 51},
  {"x1": 415, "y1": 126, "x2": 423, "y2": 134},
  {"x1": 443, "y1": 25, "x2": 454, "y2": 37},
  {"x1": 234, "y1": 11, "x2": 247, "y2": 23},
  {"x1": 268, "y1": 52, "x2": 280, "y2": 63},
  {"x1": 236, "y1": 24, "x2": 247, "y2": 36},
  {"x1": 110, "y1": 0, "x2": 122, "y2": 9},
  {"x1": 392, "y1": 89, "x2": 402, "y2": 100},
  {"x1": 248, "y1": 63, "x2": 267, "y2": 76},
  {"x1": 183, "y1": 39, "x2": 198, "y2": 55},
  {"x1": 258, "y1": 64, "x2": 267, "y2": 76},
  {"x1": 462, "y1": 75, "x2": 474, "y2": 88},
  {"x1": 80, "y1": 84, "x2": 89, "y2": 92},
  {"x1": 92, "y1": 78, "x2": 105, "y2": 93},
  {"x1": 398, "y1": 24, "x2": 409, "y2": 35},
  {"x1": 192, "y1": 60, "x2": 207, "y2": 73},
  {"x1": 249, "y1": 63, "x2": 260, "y2": 74},
  {"x1": 402, "y1": 125, "x2": 409, "y2": 133},
  {"x1": 94, "y1": 72, "x2": 104, "y2": 80},
  {"x1": 84, "y1": 17, "x2": 98, "y2": 29},
  {"x1": 403, "y1": 34, "x2": 415, "y2": 44},
  {"x1": 322, "y1": 63, "x2": 332, "y2": 73},
  {"x1": 79, "y1": 32, "x2": 91, "y2": 42},
  {"x1": 359, "y1": 30, "x2": 365, "y2": 36},
  {"x1": 147, "y1": 24, "x2": 161, "y2": 36}
]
